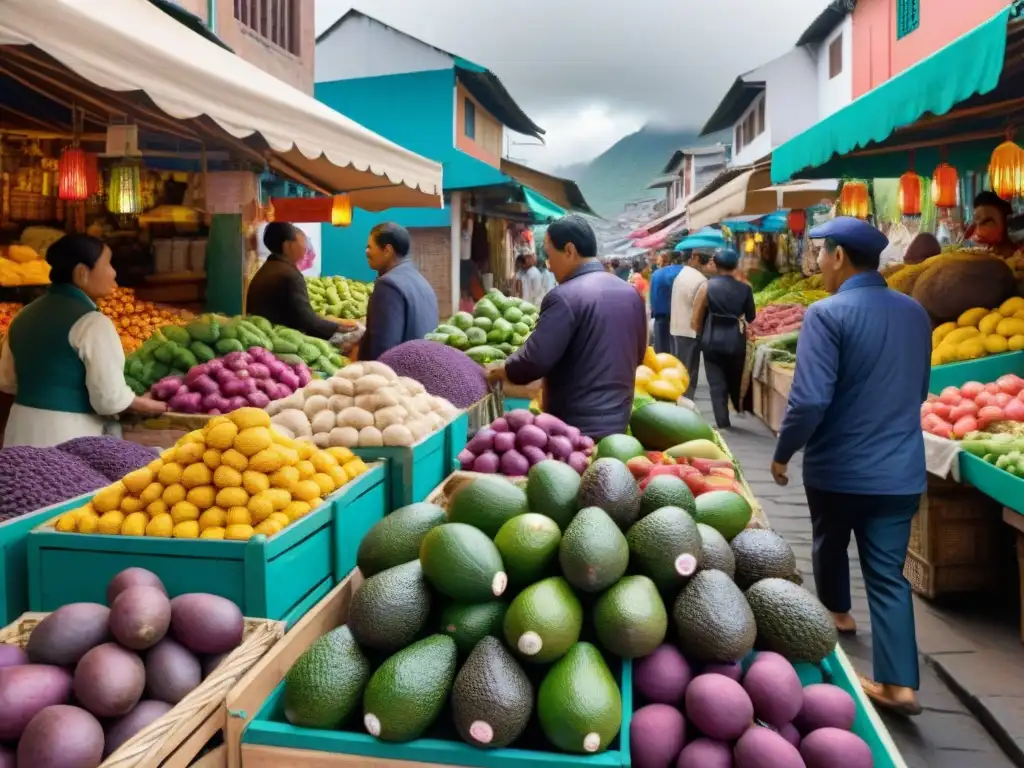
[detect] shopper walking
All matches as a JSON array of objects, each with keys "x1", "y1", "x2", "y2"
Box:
[
  {"x1": 520, "y1": 252, "x2": 546, "y2": 307},
  {"x1": 691, "y1": 247, "x2": 754, "y2": 428},
  {"x1": 670, "y1": 250, "x2": 708, "y2": 398},
  {"x1": 771, "y1": 217, "x2": 929, "y2": 717},
  {"x1": 488, "y1": 215, "x2": 646, "y2": 439},
  {"x1": 648, "y1": 252, "x2": 681, "y2": 354}
]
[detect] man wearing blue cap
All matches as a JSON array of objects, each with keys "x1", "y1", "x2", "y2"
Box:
[{"x1": 771, "y1": 216, "x2": 930, "y2": 716}]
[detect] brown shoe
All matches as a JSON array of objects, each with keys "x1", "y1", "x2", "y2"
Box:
[
  {"x1": 859, "y1": 676, "x2": 923, "y2": 717},
  {"x1": 832, "y1": 612, "x2": 857, "y2": 635}
]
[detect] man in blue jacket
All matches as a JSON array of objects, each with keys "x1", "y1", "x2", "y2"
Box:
[
  {"x1": 771, "y1": 217, "x2": 930, "y2": 717},
  {"x1": 648, "y1": 251, "x2": 682, "y2": 355},
  {"x1": 359, "y1": 223, "x2": 439, "y2": 361}
]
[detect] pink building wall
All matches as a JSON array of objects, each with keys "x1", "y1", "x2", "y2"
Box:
[{"x1": 852, "y1": 0, "x2": 1008, "y2": 97}]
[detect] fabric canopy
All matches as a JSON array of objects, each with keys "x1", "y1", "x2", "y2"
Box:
[
  {"x1": 688, "y1": 166, "x2": 838, "y2": 230},
  {"x1": 771, "y1": 5, "x2": 1013, "y2": 183},
  {"x1": 522, "y1": 187, "x2": 565, "y2": 222},
  {"x1": 675, "y1": 228, "x2": 725, "y2": 252},
  {"x1": 0, "y1": 0, "x2": 443, "y2": 210},
  {"x1": 633, "y1": 218, "x2": 688, "y2": 249}
]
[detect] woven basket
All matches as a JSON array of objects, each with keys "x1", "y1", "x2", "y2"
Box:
[
  {"x1": 120, "y1": 412, "x2": 215, "y2": 450},
  {"x1": 0, "y1": 612, "x2": 284, "y2": 768},
  {"x1": 710, "y1": 428, "x2": 768, "y2": 528}
]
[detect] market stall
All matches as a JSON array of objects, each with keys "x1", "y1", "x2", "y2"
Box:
[{"x1": 766, "y1": 3, "x2": 1024, "y2": 613}]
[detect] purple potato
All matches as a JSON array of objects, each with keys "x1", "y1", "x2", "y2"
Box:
[
  {"x1": 778, "y1": 723, "x2": 800, "y2": 748},
  {"x1": 794, "y1": 684, "x2": 855, "y2": 734},
  {"x1": 733, "y1": 725, "x2": 805, "y2": 767},
  {"x1": 702, "y1": 661, "x2": 743, "y2": 681},
  {"x1": 676, "y1": 738, "x2": 733, "y2": 768},
  {"x1": 635, "y1": 645, "x2": 693, "y2": 705},
  {"x1": 743, "y1": 654, "x2": 803, "y2": 727},
  {"x1": 800, "y1": 727, "x2": 873, "y2": 768},
  {"x1": 0, "y1": 643, "x2": 29, "y2": 669},
  {"x1": 631, "y1": 704, "x2": 686, "y2": 768},
  {"x1": 685, "y1": 674, "x2": 753, "y2": 742}
]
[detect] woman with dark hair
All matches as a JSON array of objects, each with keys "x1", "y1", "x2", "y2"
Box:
[
  {"x1": 0, "y1": 234, "x2": 166, "y2": 447},
  {"x1": 691, "y1": 247, "x2": 756, "y2": 428}
]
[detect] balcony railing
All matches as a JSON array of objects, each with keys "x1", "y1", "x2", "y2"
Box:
[{"x1": 233, "y1": 0, "x2": 299, "y2": 55}]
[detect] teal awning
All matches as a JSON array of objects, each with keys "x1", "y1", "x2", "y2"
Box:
[
  {"x1": 675, "y1": 228, "x2": 725, "y2": 252},
  {"x1": 771, "y1": 5, "x2": 1014, "y2": 183},
  {"x1": 522, "y1": 187, "x2": 565, "y2": 222}
]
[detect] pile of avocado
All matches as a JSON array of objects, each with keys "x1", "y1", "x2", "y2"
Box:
[
  {"x1": 306, "y1": 276, "x2": 372, "y2": 319},
  {"x1": 425, "y1": 289, "x2": 537, "y2": 365},
  {"x1": 281, "y1": 436, "x2": 838, "y2": 757}
]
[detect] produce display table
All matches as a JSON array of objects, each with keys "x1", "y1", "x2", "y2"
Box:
[
  {"x1": 230, "y1": 570, "x2": 634, "y2": 768},
  {"x1": 1, "y1": 610, "x2": 284, "y2": 768},
  {"x1": 444, "y1": 391, "x2": 500, "y2": 472},
  {"x1": 0, "y1": 492, "x2": 93, "y2": 625},
  {"x1": 751, "y1": 361, "x2": 793, "y2": 434},
  {"x1": 354, "y1": 429, "x2": 448, "y2": 510},
  {"x1": 24, "y1": 464, "x2": 386, "y2": 628}
]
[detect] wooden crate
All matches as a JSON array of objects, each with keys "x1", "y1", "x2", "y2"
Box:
[
  {"x1": 232, "y1": 570, "x2": 633, "y2": 768},
  {"x1": 752, "y1": 363, "x2": 792, "y2": 434},
  {"x1": 903, "y1": 549, "x2": 999, "y2": 600},
  {"x1": 0, "y1": 492, "x2": 95, "y2": 625},
  {"x1": 907, "y1": 474, "x2": 1001, "y2": 567},
  {"x1": 353, "y1": 429, "x2": 448, "y2": 511},
  {"x1": 0, "y1": 611, "x2": 283, "y2": 768},
  {"x1": 120, "y1": 412, "x2": 215, "y2": 451},
  {"x1": 25, "y1": 465, "x2": 386, "y2": 627}
]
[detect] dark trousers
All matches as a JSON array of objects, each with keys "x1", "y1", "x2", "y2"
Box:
[
  {"x1": 806, "y1": 487, "x2": 920, "y2": 689},
  {"x1": 653, "y1": 317, "x2": 672, "y2": 355},
  {"x1": 703, "y1": 350, "x2": 744, "y2": 428},
  {"x1": 674, "y1": 336, "x2": 701, "y2": 399}
]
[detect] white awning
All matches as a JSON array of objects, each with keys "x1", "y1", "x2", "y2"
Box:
[
  {"x1": 0, "y1": 0, "x2": 443, "y2": 210},
  {"x1": 688, "y1": 166, "x2": 837, "y2": 230}
]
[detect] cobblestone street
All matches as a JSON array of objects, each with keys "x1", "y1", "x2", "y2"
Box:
[{"x1": 690, "y1": 384, "x2": 1018, "y2": 768}]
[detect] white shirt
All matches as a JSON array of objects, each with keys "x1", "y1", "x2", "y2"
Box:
[
  {"x1": 670, "y1": 265, "x2": 707, "y2": 339},
  {"x1": 521, "y1": 265, "x2": 546, "y2": 307},
  {"x1": 0, "y1": 312, "x2": 136, "y2": 447},
  {"x1": 542, "y1": 269, "x2": 557, "y2": 293}
]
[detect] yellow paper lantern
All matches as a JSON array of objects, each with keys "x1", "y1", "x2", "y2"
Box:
[
  {"x1": 989, "y1": 140, "x2": 1024, "y2": 201},
  {"x1": 743, "y1": 238, "x2": 755, "y2": 253},
  {"x1": 331, "y1": 194, "x2": 352, "y2": 227},
  {"x1": 839, "y1": 181, "x2": 869, "y2": 219}
]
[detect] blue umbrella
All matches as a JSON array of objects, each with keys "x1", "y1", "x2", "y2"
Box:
[{"x1": 675, "y1": 228, "x2": 725, "y2": 252}]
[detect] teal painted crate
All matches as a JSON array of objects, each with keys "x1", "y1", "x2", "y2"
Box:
[
  {"x1": 0, "y1": 493, "x2": 94, "y2": 626},
  {"x1": 24, "y1": 464, "x2": 386, "y2": 628},
  {"x1": 929, "y1": 351, "x2": 1024, "y2": 393},
  {"x1": 960, "y1": 452, "x2": 1024, "y2": 515},
  {"x1": 242, "y1": 657, "x2": 633, "y2": 767},
  {"x1": 353, "y1": 428, "x2": 448, "y2": 511},
  {"x1": 505, "y1": 397, "x2": 532, "y2": 412}
]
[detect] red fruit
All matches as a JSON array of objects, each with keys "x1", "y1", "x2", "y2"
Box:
[
  {"x1": 985, "y1": 382, "x2": 1002, "y2": 395},
  {"x1": 952, "y1": 416, "x2": 978, "y2": 439},
  {"x1": 646, "y1": 451, "x2": 664, "y2": 463},
  {"x1": 960, "y1": 381, "x2": 985, "y2": 399},
  {"x1": 932, "y1": 402, "x2": 953, "y2": 421},
  {"x1": 709, "y1": 467, "x2": 736, "y2": 480},
  {"x1": 662, "y1": 455, "x2": 678, "y2": 465},
  {"x1": 975, "y1": 392, "x2": 995, "y2": 408},
  {"x1": 1004, "y1": 398, "x2": 1024, "y2": 423},
  {"x1": 690, "y1": 458, "x2": 734, "y2": 474},
  {"x1": 998, "y1": 375, "x2": 1024, "y2": 396},
  {"x1": 931, "y1": 421, "x2": 953, "y2": 439},
  {"x1": 626, "y1": 456, "x2": 654, "y2": 480},
  {"x1": 995, "y1": 392, "x2": 1013, "y2": 408},
  {"x1": 978, "y1": 405, "x2": 1005, "y2": 428},
  {"x1": 920, "y1": 402, "x2": 935, "y2": 416},
  {"x1": 938, "y1": 392, "x2": 961, "y2": 406},
  {"x1": 921, "y1": 414, "x2": 942, "y2": 431},
  {"x1": 682, "y1": 474, "x2": 708, "y2": 496},
  {"x1": 950, "y1": 401, "x2": 979, "y2": 422}
]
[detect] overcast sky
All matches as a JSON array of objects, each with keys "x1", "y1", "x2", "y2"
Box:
[{"x1": 315, "y1": 0, "x2": 830, "y2": 171}]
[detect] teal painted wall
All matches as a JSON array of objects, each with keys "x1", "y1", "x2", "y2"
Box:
[
  {"x1": 322, "y1": 207, "x2": 450, "y2": 280},
  {"x1": 316, "y1": 70, "x2": 505, "y2": 279}
]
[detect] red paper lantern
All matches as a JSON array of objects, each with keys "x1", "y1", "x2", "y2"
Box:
[
  {"x1": 898, "y1": 171, "x2": 922, "y2": 216},
  {"x1": 58, "y1": 147, "x2": 89, "y2": 201},
  {"x1": 931, "y1": 163, "x2": 958, "y2": 209},
  {"x1": 84, "y1": 153, "x2": 100, "y2": 196},
  {"x1": 787, "y1": 209, "x2": 806, "y2": 235},
  {"x1": 839, "y1": 181, "x2": 869, "y2": 219}
]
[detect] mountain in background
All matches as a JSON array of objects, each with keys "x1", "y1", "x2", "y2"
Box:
[{"x1": 556, "y1": 124, "x2": 730, "y2": 218}]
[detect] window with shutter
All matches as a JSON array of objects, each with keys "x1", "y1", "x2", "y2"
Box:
[{"x1": 896, "y1": 0, "x2": 920, "y2": 40}]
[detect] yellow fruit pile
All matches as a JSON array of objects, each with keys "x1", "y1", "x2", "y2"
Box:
[
  {"x1": 635, "y1": 347, "x2": 690, "y2": 401},
  {"x1": 932, "y1": 297, "x2": 1024, "y2": 366},
  {"x1": 54, "y1": 408, "x2": 369, "y2": 541},
  {"x1": 96, "y1": 287, "x2": 191, "y2": 353},
  {"x1": 0, "y1": 244, "x2": 50, "y2": 286}
]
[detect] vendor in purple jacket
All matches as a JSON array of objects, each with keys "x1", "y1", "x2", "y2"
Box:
[{"x1": 488, "y1": 215, "x2": 647, "y2": 440}]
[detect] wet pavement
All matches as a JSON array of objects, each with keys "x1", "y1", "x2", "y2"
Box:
[{"x1": 689, "y1": 383, "x2": 1019, "y2": 768}]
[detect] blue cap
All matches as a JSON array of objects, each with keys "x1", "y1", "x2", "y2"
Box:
[{"x1": 808, "y1": 216, "x2": 889, "y2": 258}]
